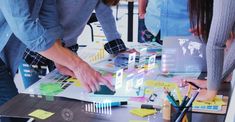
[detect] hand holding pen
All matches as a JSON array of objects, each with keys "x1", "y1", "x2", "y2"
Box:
[{"x1": 180, "y1": 78, "x2": 207, "y2": 90}]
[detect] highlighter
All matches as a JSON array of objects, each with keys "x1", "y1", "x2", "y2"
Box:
[{"x1": 95, "y1": 101, "x2": 128, "y2": 108}]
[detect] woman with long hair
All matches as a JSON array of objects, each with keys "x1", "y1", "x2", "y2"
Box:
[{"x1": 188, "y1": 0, "x2": 235, "y2": 101}]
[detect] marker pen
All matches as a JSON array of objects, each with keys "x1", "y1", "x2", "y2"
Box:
[
  {"x1": 96, "y1": 101, "x2": 128, "y2": 108},
  {"x1": 141, "y1": 104, "x2": 162, "y2": 111}
]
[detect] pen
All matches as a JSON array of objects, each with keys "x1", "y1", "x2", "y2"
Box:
[
  {"x1": 175, "y1": 89, "x2": 200, "y2": 122},
  {"x1": 169, "y1": 92, "x2": 178, "y2": 106},
  {"x1": 186, "y1": 81, "x2": 200, "y2": 89},
  {"x1": 164, "y1": 89, "x2": 178, "y2": 107},
  {"x1": 187, "y1": 85, "x2": 192, "y2": 97},
  {"x1": 96, "y1": 101, "x2": 128, "y2": 108},
  {"x1": 179, "y1": 85, "x2": 192, "y2": 108},
  {"x1": 179, "y1": 96, "x2": 187, "y2": 108},
  {"x1": 141, "y1": 104, "x2": 162, "y2": 111}
]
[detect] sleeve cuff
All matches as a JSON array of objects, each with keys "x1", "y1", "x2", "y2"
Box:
[{"x1": 104, "y1": 39, "x2": 127, "y2": 55}]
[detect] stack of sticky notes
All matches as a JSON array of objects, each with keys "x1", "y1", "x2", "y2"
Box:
[
  {"x1": 130, "y1": 108, "x2": 156, "y2": 117},
  {"x1": 193, "y1": 95, "x2": 225, "y2": 111},
  {"x1": 29, "y1": 109, "x2": 54, "y2": 120}
]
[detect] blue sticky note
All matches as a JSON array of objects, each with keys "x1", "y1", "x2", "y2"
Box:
[{"x1": 94, "y1": 85, "x2": 116, "y2": 95}]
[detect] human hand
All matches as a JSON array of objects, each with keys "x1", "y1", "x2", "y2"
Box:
[
  {"x1": 39, "y1": 40, "x2": 114, "y2": 93},
  {"x1": 121, "y1": 48, "x2": 140, "y2": 55},
  {"x1": 72, "y1": 61, "x2": 115, "y2": 93},
  {"x1": 113, "y1": 48, "x2": 140, "y2": 67},
  {"x1": 55, "y1": 63, "x2": 75, "y2": 78},
  {"x1": 189, "y1": 26, "x2": 203, "y2": 36},
  {"x1": 138, "y1": 14, "x2": 145, "y2": 19},
  {"x1": 178, "y1": 78, "x2": 207, "y2": 89},
  {"x1": 225, "y1": 32, "x2": 235, "y2": 52},
  {"x1": 196, "y1": 90, "x2": 217, "y2": 101}
]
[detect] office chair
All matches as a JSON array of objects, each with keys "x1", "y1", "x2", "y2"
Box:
[{"x1": 87, "y1": 13, "x2": 98, "y2": 42}]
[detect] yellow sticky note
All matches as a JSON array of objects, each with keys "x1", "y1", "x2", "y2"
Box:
[
  {"x1": 67, "y1": 78, "x2": 81, "y2": 87},
  {"x1": 130, "y1": 108, "x2": 156, "y2": 117},
  {"x1": 129, "y1": 120, "x2": 148, "y2": 122},
  {"x1": 29, "y1": 109, "x2": 54, "y2": 120},
  {"x1": 144, "y1": 89, "x2": 153, "y2": 95},
  {"x1": 144, "y1": 80, "x2": 176, "y2": 89},
  {"x1": 144, "y1": 80, "x2": 183, "y2": 103},
  {"x1": 193, "y1": 95, "x2": 225, "y2": 106},
  {"x1": 144, "y1": 80, "x2": 156, "y2": 87}
]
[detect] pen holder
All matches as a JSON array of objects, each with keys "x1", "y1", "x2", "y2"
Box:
[
  {"x1": 163, "y1": 100, "x2": 192, "y2": 122},
  {"x1": 171, "y1": 104, "x2": 192, "y2": 122}
]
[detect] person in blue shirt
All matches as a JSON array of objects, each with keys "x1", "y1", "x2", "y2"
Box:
[
  {"x1": 19, "y1": 0, "x2": 130, "y2": 89},
  {"x1": 0, "y1": 0, "x2": 119, "y2": 105},
  {"x1": 138, "y1": 0, "x2": 191, "y2": 41},
  {"x1": 138, "y1": 0, "x2": 161, "y2": 43}
]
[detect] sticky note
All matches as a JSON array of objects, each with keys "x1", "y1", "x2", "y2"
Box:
[
  {"x1": 29, "y1": 109, "x2": 54, "y2": 120},
  {"x1": 193, "y1": 95, "x2": 225, "y2": 106},
  {"x1": 129, "y1": 97, "x2": 147, "y2": 103},
  {"x1": 144, "y1": 89, "x2": 153, "y2": 95},
  {"x1": 39, "y1": 83, "x2": 63, "y2": 96},
  {"x1": 144, "y1": 81, "x2": 183, "y2": 103},
  {"x1": 130, "y1": 108, "x2": 156, "y2": 117},
  {"x1": 94, "y1": 85, "x2": 116, "y2": 95},
  {"x1": 67, "y1": 78, "x2": 81, "y2": 87},
  {"x1": 144, "y1": 80, "x2": 176, "y2": 89}
]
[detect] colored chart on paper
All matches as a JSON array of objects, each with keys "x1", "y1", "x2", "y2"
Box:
[{"x1": 67, "y1": 78, "x2": 81, "y2": 87}]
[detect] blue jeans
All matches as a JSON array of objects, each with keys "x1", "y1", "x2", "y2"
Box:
[
  {"x1": 0, "y1": 59, "x2": 18, "y2": 106},
  {"x1": 138, "y1": 18, "x2": 161, "y2": 44}
]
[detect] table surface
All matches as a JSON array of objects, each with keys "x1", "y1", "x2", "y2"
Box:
[
  {"x1": 0, "y1": 94, "x2": 162, "y2": 122},
  {"x1": 0, "y1": 82, "x2": 231, "y2": 122}
]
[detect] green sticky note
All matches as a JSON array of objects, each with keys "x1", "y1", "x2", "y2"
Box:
[
  {"x1": 29, "y1": 109, "x2": 54, "y2": 120},
  {"x1": 40, "y1": 83, "x2": 63, "y2": 96}
]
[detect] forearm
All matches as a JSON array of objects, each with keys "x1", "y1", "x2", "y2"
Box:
[
  {"x1": 39, "y1": 40, "x2": 84, "y2": 71},
  {"x1": 206, "y1": 0, "x2": 235, "y2": 91},
  {"x1": 138, "y1": 0, "x2": 147, "y2": 17},
  {"x1": 221, "y1": 40, "x2": 235, "y2": 81},
  {"x1": 39, "y1": 40, "x2": 114, "y2": 92}
]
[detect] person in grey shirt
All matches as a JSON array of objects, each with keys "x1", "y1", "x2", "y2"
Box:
[
  {"x1": 188, "y1": 0, "x2": 235, "y2": 101},
  {"x1": 57, "y1": 0, "x2": 121, "y2": 47},
  {"x1": 19, "y1": 0, "x2": 130, "y2": 89}
]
